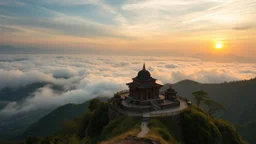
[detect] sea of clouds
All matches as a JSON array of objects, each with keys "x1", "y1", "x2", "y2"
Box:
[{"x1": 0, "y1": 54, "x2": 256, "y2": 116}]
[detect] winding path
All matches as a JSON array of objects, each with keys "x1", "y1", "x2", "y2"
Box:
[{"x1": 137, "y1": 121, "x2": 150, "y2": 138}]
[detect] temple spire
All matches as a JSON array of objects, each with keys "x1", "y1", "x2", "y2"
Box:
[{"x1": 143, "y1": 63, "x2": 146, "y2": 70}]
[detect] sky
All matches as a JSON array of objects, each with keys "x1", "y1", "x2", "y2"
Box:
[{"x1": 0, "y1": 0, "x2": 255, "y2": 57}]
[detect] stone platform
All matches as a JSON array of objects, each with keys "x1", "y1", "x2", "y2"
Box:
[{"x1": 109, "y1": 90, "x2": 190, "y2": 118}]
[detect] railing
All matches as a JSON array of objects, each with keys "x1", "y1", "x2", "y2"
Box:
[
  {"x1": 109, "y1": 99, "x2": 185, "y2": 118},
  {"x1": 114, "y1": 90, "x2": 129, "y2": 96},
  {"x1": 109, "y1": 90, "x2": 190, "y2": 117},
  {"x1": 149, "y1": 111, "x2": 181, "y2": 117},
  {"x1": 109, "y1": 101, "x2": 143, "y2": 117},
  {"x1": 117, "y1": 89, "x2": 129, "y2": 94},
  {"x1": 150, "y1": 101, "x2": 161, "y2": 110}
]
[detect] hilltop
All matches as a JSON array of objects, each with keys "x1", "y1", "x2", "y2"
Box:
[
  {"x1": 1, "y1": 78, "x2": 256, "y2": 143},
  {"x1": 17, "y1": 99, "x2": 246, "y2": 144}
]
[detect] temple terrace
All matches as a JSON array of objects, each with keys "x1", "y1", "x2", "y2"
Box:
[{"x1": 108, "y1": 64, "x2": 190, "y2": 118}]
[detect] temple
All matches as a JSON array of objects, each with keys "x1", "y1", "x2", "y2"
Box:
[
  {"x1": 126, "y1": 63, "x2": 162, "y2": 103},
  {"x1": 108, "y1": 64, "x2": 189, "y2": 118}
]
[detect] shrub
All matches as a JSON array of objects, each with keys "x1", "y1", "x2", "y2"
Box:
[
  {"x1": 214, "y1": 119, "x2": 247, "y2": 144},
  {"x1": 180, "y1": 107, "x2": 222, "y2": 144},
  {"x1": 87, "y1": 103, "x2": 109, "y2": 138},
  {"x1": 156, "y1": 128, "x2": 172, "y2": 141},
  {"x1": 25, "y1": 136, "x2": 42, "y2": 144}
]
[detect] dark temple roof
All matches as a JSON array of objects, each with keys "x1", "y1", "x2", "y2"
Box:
[
  {"x1": 166, "y1": 85, "x2": 177, "y2": 94},
  {"x1": 133, "y1": 63, "x2": 156, "y2": 81},
  {"x1": 127, "y1": 82, "x2": 162, "y2": 88}
]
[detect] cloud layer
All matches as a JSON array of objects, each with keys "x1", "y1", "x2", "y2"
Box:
[{"x1": 0, "y1": 55, "x2": 256, "y2": 116}]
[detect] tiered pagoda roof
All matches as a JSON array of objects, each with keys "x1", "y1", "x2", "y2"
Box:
[{"x1": 127, "y1": 63, "x2": 162, "y2": 88}]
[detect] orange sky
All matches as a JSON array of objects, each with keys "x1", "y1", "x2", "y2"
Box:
[{"x1": 0, "y1": 0, "x2": 255, "y2": 58}]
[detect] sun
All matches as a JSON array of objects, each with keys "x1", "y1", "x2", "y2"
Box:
[{"x1": 215, "y1": 43, "x2": 223, "y2": 49}]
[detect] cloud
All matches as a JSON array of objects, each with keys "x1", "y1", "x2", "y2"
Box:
[
  {"x1": 52, "y1": 67, "x2": 79, "y2": 79},
  {"x1": 0, "y1": 78, "x2": 125, "y2": 116},
  {"x1": 233, "y1": 25, "x2": 253, "y2": 30},
  {"x1": 0, "y1": 55, "x2": 256, "y2": 116},
  {"x1": 0, "y1": 69, "x2": 52, "y2": 89},
  {"x1": 239, "y1": 70, "x2": 256, "y2": 74},
  {"x1": 0, "y1": 69, "x2": 82, "y2": 89},
  {"x1": 165, "y1": 64, "x2": 178, "y2": 69},
  {"x1": 0, "y1": 0, "x2": 129, "y2": 39}
]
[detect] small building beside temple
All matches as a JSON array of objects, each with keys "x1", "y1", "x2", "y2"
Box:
[{"x1": 108, "y1": 64, "x2": 189, "y2": 118}]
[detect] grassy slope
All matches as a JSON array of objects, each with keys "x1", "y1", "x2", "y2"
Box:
[
  {"x1": 102, "y1": 106, "x2": 246, "y2": 144},
  {"x1": 15, "y1": 99, "x2": 247, "y2": 144}
]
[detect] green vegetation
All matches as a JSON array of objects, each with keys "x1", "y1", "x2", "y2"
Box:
[
  {"x1": 101, "y1": 116, "x2": 140, "y2": 139},
  {"x1": 214, "y1": 119, "x2": 247, "y2": 144},
  {"x1": 0, "y1": 140, "x2": 23, "y2": 144},
  {"x1": 180, "y1": 106, "x2": 246, "y2": 144},
  {"x1": 192, "y1": 90, "x2": 208, "y2": 106},
  {"x1": 161, "y1": 78, "x2": 256, "y2": 143},
  {"x1": 148, "y1": 119, "x2": 174, "y2": 143},
  {"x1": 192, "y1": 90, "x2": 226, "y2": 116},
  {"x1": 204, "y1": 99, "x2": 226, "y2": 116},
  {"x1": 0, "y1": 83, "x2": 67, "y2": 139},
  {"x1": 88, "y1": 98, "x2": 105, "y2": 111},
  {"x1": 4, "y1": 98, "x2": 246, "y2": 144},
  {"x1": 181, "y1": 106, "x2": 222, "y2": 144},
  {"x1": 20, "y1": 100, "x2": 90, "y2": 138},
  {"x1": 148, "y1": 106, "x2": 246, "y2": 144},
  {"x1": 239, "y1": 121, "x2": 256, "y2": 144}
]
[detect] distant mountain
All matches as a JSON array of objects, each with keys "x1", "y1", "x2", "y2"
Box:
[
  {"x1": 239, "y1": 121, "x2": 256, "y2": 144},
  {"x1": 0, "y1": 45, "x2": 38, "y2": 54},
  {"x1": 161, "y1": 78, "x2": 256, "y2": 144},
  {"x1": 0, "y1": 82, "x2": 65, "y2": 139},
  {"x1": 0, "y1": 83, "x2": 49, "y2": 139},
  {"x1": 238, "y1": 105, "x2": 256, "y2": 144},
  {"x1": 0, "y1": 83, "x2": 47, "y2": 102},
  {"x1": 0, "y1": 109, "x2": 50, "y2": 140},
  {"x1": 0, "y1": 45, "x2": 66, "y2": 54},
  {"x1": 19, "y1": 101, "x2": 90, "y2": 139},
  {"x1": 0, "y1": 45, "x2": 93, "y2": 54}
]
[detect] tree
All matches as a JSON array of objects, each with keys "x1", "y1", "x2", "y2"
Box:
[
  {"x1": 192, "y1": 90, "x2": 208, "y2": 106},
  {"x1": 25, "y1": 136, "x2": 42, "y2": 144},
  {"x1": 88, "y1": 98, "x2": 104, "y2": 111},
  {"x1": 87, "y1": 103, "x2": 109, "y2": 138},
  {"x1": 203, "y1": 99, "x2": 226, "y2": 116}
]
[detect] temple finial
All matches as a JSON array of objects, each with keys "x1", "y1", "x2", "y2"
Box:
[{"x1": 143, "y1": 63, "x2": 145, "y2": 70}]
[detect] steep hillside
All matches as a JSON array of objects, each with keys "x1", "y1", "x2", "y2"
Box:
[
  {"x1": 18, "y1": 99, "x2": 246, "y2": 144},
  {"x1": 161, "y1": 78, "x2": 256, "y2": 144},
  {"x1": 162, "y1": 78, "x2": 256, "y2": 123},
  {"x1": 19, "y1": 100, "x2": 90, "y2": 138},
  {"x1": 0, "y1": 83, "x2": 65, "y2": 139},
  {"x1": 0, "y1": 109, "x2": 50, "y2": 140}
]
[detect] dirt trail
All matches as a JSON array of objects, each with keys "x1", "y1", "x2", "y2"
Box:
[{"x1": 137, "y1": 121, "x2": 150, "y2": 138}]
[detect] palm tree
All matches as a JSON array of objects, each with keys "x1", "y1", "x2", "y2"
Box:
[{"x1": 192, "y1": 90, "x2": 208, "y2": 106}]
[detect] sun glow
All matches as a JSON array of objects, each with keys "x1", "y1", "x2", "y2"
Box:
[{"x1": 215, "y1": 43, "x2": 223, "y2": 49}]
